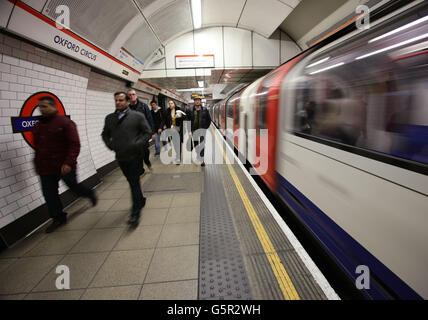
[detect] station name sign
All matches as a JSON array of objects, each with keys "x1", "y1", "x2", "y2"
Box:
[
  {"x1": 53, "y1": 35, "x2": 97, "y2": 61},
  {"x1": 175, "y1": 55, "x2": 214, "y2": 69},
  {"x1": 6, "y1": 0, "x2": 139, "y2": 82}
]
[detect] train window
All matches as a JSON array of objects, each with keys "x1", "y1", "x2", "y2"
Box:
[
  {"x1": 234, "y1": 97, "x2": 240, "y2": 126},
  {"x1": 220, "y1": 103, "x2": 225, "y2": 123},
  {"x1": 226, "y1": 97, "x2": 234, "y2": 118},
  {"x1": 293, "y1": 12, "x2": 428, "y2": 168}
]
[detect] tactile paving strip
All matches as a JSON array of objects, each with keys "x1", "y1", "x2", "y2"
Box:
[
  {"x1": 220, "y1": 163, "x2": 328, "y2": 300},
  {"x1": 199, "y1": 164, "x2": 252, "y2": 300}
]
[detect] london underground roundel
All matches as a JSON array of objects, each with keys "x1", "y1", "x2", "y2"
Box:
[{"x1": 11, "y1": 92, "x2": 68, "y2": 149}]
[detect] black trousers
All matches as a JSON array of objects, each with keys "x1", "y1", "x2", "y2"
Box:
[
  {"x1": 40, "y1": 171, "x2": 94, "y2": 221},
  {"x1": 118, "y1": 158, "x2": 144, "y2": 217}
]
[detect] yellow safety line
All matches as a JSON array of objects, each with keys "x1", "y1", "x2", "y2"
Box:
[{"x1": 212, "y1": 129, "x2": 300, "y2": 300}]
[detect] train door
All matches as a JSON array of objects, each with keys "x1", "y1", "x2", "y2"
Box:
[
  {"x1": 243, "y1": 78, "x2": 264, "y2": 166},
  {"x1": 214, "y1": 104, "x2": 218, "y2": 127},
  {"x1": 220, "y1": 101, "x2": 226, "y2": 135},
  {"x1": 226, "y1": 95, "x2": 235, "y2": 143},
  {"x1": 254, "y1": 71, "x2": 277, "y2": 188}
]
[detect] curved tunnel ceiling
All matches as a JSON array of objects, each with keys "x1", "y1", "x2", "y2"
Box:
[
  {"x1": 21, "y1": 0, "x2": 375, "y2": 78},
  {"x1": 33, "y1": 0, "x2": 302, "y2": 68}
]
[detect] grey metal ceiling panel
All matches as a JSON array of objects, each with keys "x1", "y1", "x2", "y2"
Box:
[
  {"x1": 279, "y1": 0, "x2": 347, "y2": 41},
  {"x1": 145, "y1": 67, "x2": 270, "y2": 90},
  {"x1": 147, "y1": 0, "x2": 193, "y2": 43},
  {"x1": 134, "y1": 0, "x2": 157, "y2": 9},
  {"x1": 43, "y1": 0, "x2": 138, "y2": 50},
  {"x1": 123, "y1": 22, "x2": 161, "y2": 63}
]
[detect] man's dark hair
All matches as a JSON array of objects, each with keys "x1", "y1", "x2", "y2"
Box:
[
  {"x1": 38, "y1": 96, "x2": 56, "y2": 106},
  {"x1": 114, "y1": 91, "x2": 130, "y2": 100},
  {"x1": 150, "y1": 100, "x2": 157, "y2": 105}
]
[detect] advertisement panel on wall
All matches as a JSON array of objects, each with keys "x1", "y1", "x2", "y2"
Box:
[{"x1": 175, "y1": 55, "x2": 215, "y2": 69}]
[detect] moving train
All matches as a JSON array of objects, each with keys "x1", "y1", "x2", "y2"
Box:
[{"x1": 210, "y1": 2, "x2": 428, "y2": 299}]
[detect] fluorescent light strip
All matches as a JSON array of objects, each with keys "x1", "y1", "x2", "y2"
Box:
[
  {"x1": 306, "y1": 57, "x2": 330, "y2": 68},
  {"x1": 369, "y1": 15, "x2": 428, "y2": 43},
  {"x1": 357, "y1": 33, "x2": 428, "y2": 60},
  {"x1": 176, "y1": 88, "x2": 203, "y2": 92},
  {"x1": 191, "y1": 0, "x2": 202, "y2": 29},
  {"x1": 309, "y1": 62, "x2": 345, "y2": 75}
]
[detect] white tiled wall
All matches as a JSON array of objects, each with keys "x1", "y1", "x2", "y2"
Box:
[
  {"x1": 0, "y1": 33, "x2": 129, "y2": 230},
  {"x1": 85, "y1": 71, "x2": 154, "y2": 169},
  {"x1": 85, "y1": 89, "x2": 116, "y2": 169}
]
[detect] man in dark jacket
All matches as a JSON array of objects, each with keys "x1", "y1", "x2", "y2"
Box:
[
  {"x1": 150, "y1": 100, "x2": 164, "y2": 156},
  {"x1": 33, "y1": 96, "x2": 97, "y2": 233},
  {"x1": 188, "y1": 97, "x2": 212, "y2": 166},
  {"x1": 128, "y1": 89, "x2": 155, "y2": 170},
  {"x1": 102, "y1": 92, "x2": 152, "y2": 225}
]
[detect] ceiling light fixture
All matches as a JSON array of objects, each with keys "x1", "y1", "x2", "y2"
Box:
[
  {"x1": 191, "y1": 0, "x2": 202, "y2": 29},
  {"x1": 176, "y1": 88, "x2": 204, "y2": 92}
]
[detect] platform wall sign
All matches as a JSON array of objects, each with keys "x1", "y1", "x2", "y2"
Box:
[
  {"x1": 192, "y1": 93, "x2": 212, "y2": 99},
  {"x1": 135, "y1": 80, "x2": 160, "y2": 96},
  {"x1": 11, "y1": 92, "x2": 69, "y2": 149},
  {"x1": 6, "y1": 0, "x2": 140, "y2": 82},
  {"x1": 159, "y1": 88, "x2": 187, "y2": 103},
  {"x1": 175, "y1": 55, "x2": 215, "y2": 69},
  {"x1": 118, "y1": 47, "x2": 145, "y2": 73}
]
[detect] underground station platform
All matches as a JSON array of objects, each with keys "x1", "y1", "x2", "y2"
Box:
[{"x1": 0, "y1": 127, "x2": 338, "y2": 301}]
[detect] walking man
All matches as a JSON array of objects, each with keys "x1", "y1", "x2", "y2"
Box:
[
  {"x1": 188, "y1": 97, "x2": 211, "y2": 166},
  {"x1": 33, "y1": 96, "x2": 97, "y2": 233},
  {"x1": 127, "y1": 89, "x2": 155, "y2": 171},
  {"x1": 150, "y1": 100, "x2": 164, "y2": 156},
  {"x1": 102, "y1": 92, "x2": 152, "y2": 225}
]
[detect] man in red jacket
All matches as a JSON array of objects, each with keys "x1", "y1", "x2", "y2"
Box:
[{"x1": 33, "y1": 96, "x2": 97, "y2": 233}]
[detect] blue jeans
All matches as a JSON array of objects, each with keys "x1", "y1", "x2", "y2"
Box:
[{"x1": 155, "y1": 132, "x2": 161, "y2": 154}]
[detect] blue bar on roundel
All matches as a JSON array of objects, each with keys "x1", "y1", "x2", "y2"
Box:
[
  {"x1": 11, "y1": 116, "x2": 42, "y2": 133},
  {"x1": 11, "y1": 115, "x2": 70, "y2": 133}
]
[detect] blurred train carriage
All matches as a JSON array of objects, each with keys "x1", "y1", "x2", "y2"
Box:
[{"x1": 211, "y1": 2, "x2": 428, "y2": 300}]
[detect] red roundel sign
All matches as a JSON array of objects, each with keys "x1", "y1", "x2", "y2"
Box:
[{"x1": 11, "y1": 92, "x2": 67, "y2": 149}]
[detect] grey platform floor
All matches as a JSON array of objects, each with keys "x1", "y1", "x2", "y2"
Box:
[
  {"x1": 0, "y1": 134, "x2": 335, "y2": 300},
  {"x1": 0, "y1": 154, "x2": 202, "y2": 300}
]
